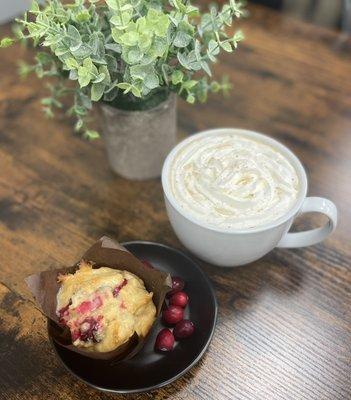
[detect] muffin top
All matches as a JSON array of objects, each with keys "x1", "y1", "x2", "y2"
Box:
[{"x1": 56, "y1": 260, "x2": 156, "y2": 352}]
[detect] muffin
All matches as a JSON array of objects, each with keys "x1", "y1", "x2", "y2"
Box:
[{"x1": 56, "y1": 260, "x2": 156, "y2": 352}]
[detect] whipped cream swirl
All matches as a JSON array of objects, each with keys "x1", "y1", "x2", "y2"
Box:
[{"x1": 169, "y1": 133, "x2": 299, "y2": 230}]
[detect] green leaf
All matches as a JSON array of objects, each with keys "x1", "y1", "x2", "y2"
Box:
[
  {"x1": 177, "y1": 52, "x2": 189, "y2": 69},
  {"x1": 138, "y1": 33, "x2": 152, "y2": 51},
  {"x1": 139, "y1": 53, "x2": 153, "y2": 65},
  {"x1": 65, "y1": 57, "x2": 79, "y2": 69},
  {"x1": 42, "y1": 107, "x2": 54, "y2": 119},
  {"x1": 67, "y1": 25, "x2": 82, "y2": 52},
  {"x1": 194, "y1": 39, "x2": 201, "y2": 61},
  {"x1": 75, "y1": 118, "x2": 83, "y2": 132},
  {"x1": 221, "y1": 4, "x2": 233, "y2": 25},
  {"x1": 119, "y1": 31, "x2": 139, "y2": 46},
  {"x1": 220, "y1": 41, "x2": 232, "y2": 52},
  {"x1": 178, "y1": 51, "x2": 201, "y2": 71},
  {"x1": 172, "y1": 0, "x2": 187, "y2": 13},
  {"x1": 75, "y1": 11, "x2": 90, "y2": 23},
  {"x1": 91, "y1": 82, "x2": 105, "y2": 101},
  {"x1": 150, "y1": 38, "x2": 167, "y2": 57},
  {"x1": 77, "y1": 91, "x2": 92, "y2": 109},
  {"x1": 54, "y1": 45, "x2": 69, "y2": 57},
  {"x1": 105, "y1": 54, "x2": 118, "y2": 72},
  {"x1": 117, "y1": 82, "x2": 131, "y2": 92},
  {"x1": 131, "y1": 86, "x2": 141, "y2": 97},
  {"x1": 71, "y1": 44, "x2": 92, "y2": 59},
  {"x1": 18, "y1": 61, "x2": 33, "y2": 78},
  {"x1": 83, "y1": 57, "x2": 98, "y2": 75},
  {"x1": 42, "y1": 34, "x2": 62, "y2": 47},
  {"x1": 125, "y1": 48, "x2": 143, "y2": 64},
  {"x1": 146, "y1": 9, "x2": 169, "y2": 37},
  {"x1": 233, "y1": 30, "x2": 245, "y2": 42},
  {"x1": 93, "y1": 73, "x2": 106, "y2": 83},
  {"x1": 69, "y1": 70, "x2": 78, "y2": 80},
  {"x1": 169, "y1": 15, "x2": 179, "y2": 27},
  {"x1": 170, "y1": 0, "x2": 180, "y2": 11},
  {"x1": 201, "y1": 61, "x2": 211, "y2": 76},
  {"x1": 111, "y1": 27, "x2": 122, "y2": 43},
  {"x1": 99, "y1": 65, "x2": 111, "y2": 85},
  {"x1": 182, "y1": 80, "x2": 198, "y2": 90},
  {"x1": 35, "y1": 65, "x2": 44, "y2": 78},
  {"x1": 130, "y1": 64, "x2": 156, "y2": 81},
  {"x1": 105, "y1": 43, "x2": 122, "y2": 53},
  {"x1": 41, "y1": 98, "x2": 52, "y2": 106},
  {"x1": 173, "y1": 31, "x2": 192, "y2": 48},
  {"x1": 171, "y1": 70, "x2": 183, "y2": 85},
  {"x1": 35, "y1": 52, "x2": 51, "y2": 65},
  {"x1": 110, "y1": 11, "x2": 132, "y2": 28},
  {"x1": 89, "y1": 34, "x2": 105, "y2": 62},
  {"x1": 196, "y1": 79, "x2": 208, "y2": 103},
  {"x1": 0, "y1": 37, "x2": 14, "y2": 48},
  {"x1": 232, "y1": 30, "x2": 244, "y2": 48},
  {"x1": 153, "y1": 16, "x2": 169, "y2": 37},
  {"x1": 208, "y1": 40, "x2": 218, "y2": 53},
  {"x1": 144, "y1": 73, "x2": 159, "y2": 90},
  {"x1": 78, "y1": 66, "x2": 90, "y2": 87},
  {"x1": 120, "y1": 7, "x2": 135, "y2": 20},
  {"x1": 210, "y1": 81, "x2": 221, "y2": 93},
  {"x1": 186, "y1": 93, "x2": 195, "y2": 104},
  {"x1": 116, "y1": 82, "x2": 141, "y2": 97},
  {"x1": 105, "y1": 0, "x2": 120, "y2": 11},
  {"x1": 110, "y1": 15, "x2": 120, "y2": 26},
  {"x1": 185, "y1": 4, "x2": 199, "y2": 16},
  {"x1": 179, "y1": 20, "x2": 195, "y2": 35},
  {"x1": 121, "y1": 3, "x2": 133, "y2": 11},
  {"x1": 30, "y1": 0, "x2": 40, "y2": 12},
  {"x1": 208, "y1": 39, "x2": 219, "y2": 57},
  {"x1": 84, "y1": 130, "x2": 100, "y2": 140}
]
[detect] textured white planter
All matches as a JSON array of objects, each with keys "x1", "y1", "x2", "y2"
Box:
[{"x1": 100, "y1": 94, "x2": 177, "y2": 180}]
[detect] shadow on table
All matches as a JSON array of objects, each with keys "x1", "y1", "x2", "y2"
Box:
[{"x1": 198, "y1": 249, "x2": 304, "y2": 314}]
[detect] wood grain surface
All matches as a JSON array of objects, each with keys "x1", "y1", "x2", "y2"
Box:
[{"x1": 0, "y1": 4, "x2": 350, "y2": 400}]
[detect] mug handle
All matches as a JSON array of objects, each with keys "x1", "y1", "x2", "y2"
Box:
[{"x1": 277, "y1": 197, "x2": 337, "y2": 248}]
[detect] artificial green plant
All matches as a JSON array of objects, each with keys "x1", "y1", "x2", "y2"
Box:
[{"x1": 1, "y1": 0, "x2": 244, "y2": 138}]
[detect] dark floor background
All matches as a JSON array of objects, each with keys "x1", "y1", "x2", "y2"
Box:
[
  {"x1": 251, "y1": 0, "x2": 282, "y2": 8},
  {"x1": 250, "y1": 0, "x2": 344, "y2": 29}
]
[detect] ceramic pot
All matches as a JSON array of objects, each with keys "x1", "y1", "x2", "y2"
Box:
[{"x1": 100, "y1": 94, "x2": 177, "y2": 180}]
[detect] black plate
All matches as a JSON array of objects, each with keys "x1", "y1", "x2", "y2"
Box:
[{"x1": 49, "y1": 241, "x2": 218, "y2": 394}]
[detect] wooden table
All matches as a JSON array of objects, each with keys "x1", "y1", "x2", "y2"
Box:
[{"x1": 0, "y1": 4, "x2": 350, "y2": 400}]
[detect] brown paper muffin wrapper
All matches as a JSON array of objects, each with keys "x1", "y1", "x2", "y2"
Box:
[{"x1": 25, "y1": 236, "x2": 172, "y2": 361}]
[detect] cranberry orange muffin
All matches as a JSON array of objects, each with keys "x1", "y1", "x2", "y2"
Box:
[{"x1": 56, "y1": 260, "x2": 156, "y2": 352}]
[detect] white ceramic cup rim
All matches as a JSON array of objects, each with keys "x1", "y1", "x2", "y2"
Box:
[{"x1": 162, "y1": 128, "x2": 308, "y2": 235}]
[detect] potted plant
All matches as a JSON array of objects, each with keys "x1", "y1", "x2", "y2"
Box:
[{"x1": 1, "y1": 0, "x2": 244, "y2": 180}]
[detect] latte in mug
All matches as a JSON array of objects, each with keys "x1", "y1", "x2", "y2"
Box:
[{"x1": 168, "y1": 132, "x2": 299, "y2": 230}]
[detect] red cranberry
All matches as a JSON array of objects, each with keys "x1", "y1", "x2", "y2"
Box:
[
  {"x1": 167, "y1": 276, "x2": 185, "y2": 297},
  {"x1": 155, "y1": 328, "x2": 174, "y2": 351},
  {"x1": 77, "y1": 316, "x2": 103, "y2": 343},
  {"x1": 113, "y1": 278, "x2": 128, "y2": 297},
  {"x1": 174, "y1": 320, "x2": 195, "y2": 339},
  {"x1": 57, "y1": 299, "x2": 72, "y2": 325},
  {"x1": 169, "y1": 291, "x2": 188, "y2": 308},
  {"x1": 141, "y1": 260, "x2": 154, "y2": 269},
  {"x1": 162, "y1": 305, "x2": 184, "y2": 325},
  {"x1": 76, "y1": 296, "x2": 103, "y2": 314}
]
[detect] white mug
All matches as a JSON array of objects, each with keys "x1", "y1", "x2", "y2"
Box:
[{"x1": 161, "y1": 128, "x2": 337, "y2": 267}]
